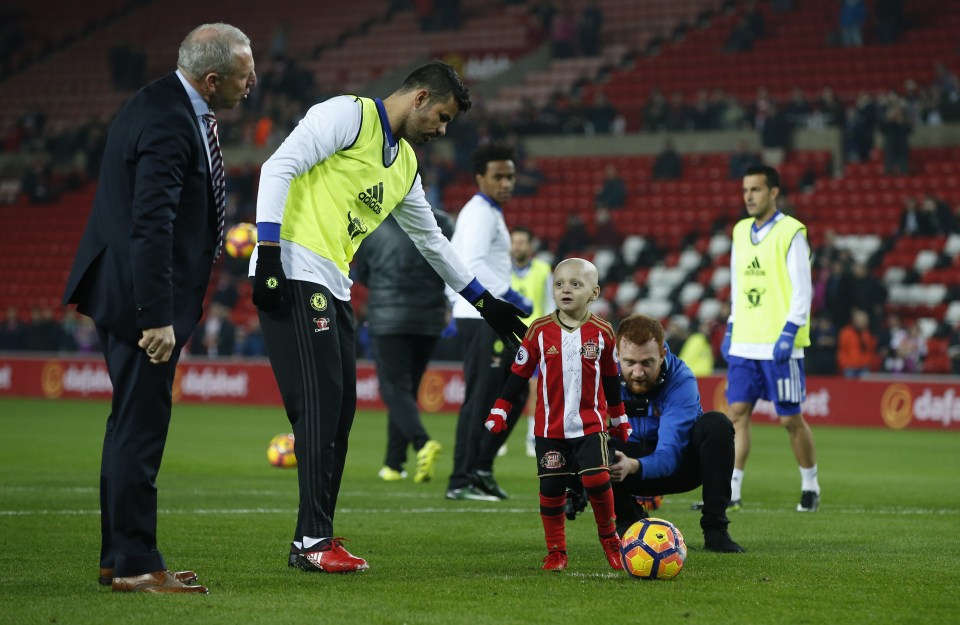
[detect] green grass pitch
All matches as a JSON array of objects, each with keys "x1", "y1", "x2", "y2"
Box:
[{"x1": 1, "y1": 397, "x2": 958, "y2": 625}]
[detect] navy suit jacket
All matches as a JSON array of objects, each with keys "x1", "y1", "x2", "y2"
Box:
[{"x1": 64, "y1": 72, "x2": 219, "y2": 345}]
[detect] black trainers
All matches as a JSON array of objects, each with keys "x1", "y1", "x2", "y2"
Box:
[
  {"x1": 473, "y1": 471, "x2": 509, "y2": 500},
  {"x1": 691, "y1": 499, "x2": 741, "y2": 511},
  {"x1": 797, "y1": 490, "x2": 820, "y2": 512},
  {"x1": 703, "y1": 528, "x2": 745, "y2": 553},
  {"x1": 445, "y1": 485, "x2": 500, "y2": 501},
  {"x1": 564, "y1": 486, "x2": 588, "y2": 520},
  {"x1": 288, "y1": 543, "x2": 298, "y2": 567}
]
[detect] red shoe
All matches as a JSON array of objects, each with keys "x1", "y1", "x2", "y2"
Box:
[
  {"x1": 293, "y1": 538, "x2": 369, "y2": 573},
  {"x1": 541, "y1": 551, "x2": 568, "y2": 571},
  {"x1": 600, "y1": 534, "x2": 624, "y2": 570}
]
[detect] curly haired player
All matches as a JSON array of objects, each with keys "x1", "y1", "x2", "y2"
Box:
[{"x1": 485, "y1": 258, "x2": 630, "y2": 571}]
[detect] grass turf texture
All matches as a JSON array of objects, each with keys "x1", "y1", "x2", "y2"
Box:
[{"x1": 1, "y1": 397, "x2": 958, "y2": 625}]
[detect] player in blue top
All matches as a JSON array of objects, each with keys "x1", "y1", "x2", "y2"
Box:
[{"x1": 606, "y1": 314, "x2": 745, "y2": 553}]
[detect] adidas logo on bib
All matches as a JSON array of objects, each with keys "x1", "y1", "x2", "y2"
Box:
[{"x1": 358, "y1": 182, "x2": 384, "y2": 214}]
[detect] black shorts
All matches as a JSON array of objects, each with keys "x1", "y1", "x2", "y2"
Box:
[{"x1": 535, "y1": 431, "x2": 611, "y2": 478}]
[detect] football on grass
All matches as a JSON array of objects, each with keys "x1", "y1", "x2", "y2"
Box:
[
  {"x1": 619, "y1": 517, "x2": 687, "y2": 580},
  {"x1": 225, "y1": 222, "x2": 258, "y2": 259},
  {"x1": 267, "y1": 433, "x2": 297, "y2": 468}
]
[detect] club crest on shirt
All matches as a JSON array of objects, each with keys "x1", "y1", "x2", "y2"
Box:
[
  {"x1": 745, "y1": 286, "x2": 765, "y2": 308},
  {"x1": 310, "y1": 293, "x2": 328, "y2": 311},
  {"x1": 539, "y1": 450, "x2": 566, "y2": 470},
  {"x1": 514, "y1": 346, "x2": 529, "y2": 365},
  {"x1": 313, "y1": 317, "x2": 330, "y2": 332},
  {"x1": 347, "y1": 211, "x2": 368, "y2": 240},
  {"x1": 580, "y1": 340, "x2": 599, "y2": 360}
]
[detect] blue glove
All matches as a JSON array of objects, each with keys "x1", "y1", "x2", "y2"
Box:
[
  {"x1": 773, "y1": 322, "x2": 799, "y2": 364},
  {"x1": 502, "y1": 288, "x2": 534, "y2": 318},
  {"x1": 720, "y1": 322, "x2": 732, "y2": 361},
  {"x1": 440, "y1": 317, "x2": 458, "y2": 339}
]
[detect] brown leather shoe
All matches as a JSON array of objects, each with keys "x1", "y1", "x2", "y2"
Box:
[
  {"x1": 111, "y1": 570, "x2": 208, "y2": 594},
  {"x1": 99, "y1": 568, "x2": 198, "y2": 586}
]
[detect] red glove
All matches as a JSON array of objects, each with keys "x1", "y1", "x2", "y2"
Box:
[
  {"x1": 607, "y1": 402, "x2": 631, "y2": 442},
  {"x1": 485, "y1": 399, "x2": 512, "y2": 434}
]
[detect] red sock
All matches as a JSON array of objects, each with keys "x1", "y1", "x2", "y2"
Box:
[
  {"x1": 582, "y1": 472, "x2": 616, "y2": 538},
  {"x1": 539, "y1": 493, "x2": 567, "y2": 552}
]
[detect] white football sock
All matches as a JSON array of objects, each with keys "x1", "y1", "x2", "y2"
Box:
[
  {"x1": 302, "y1": 536, "x2": 330, "y2": 550},
  {"x1": 731, "y1": 468, "x2": 744, "y2": 501},
  {"x1": 800, "y1": 465, "x2": 820, "y2": 494}
]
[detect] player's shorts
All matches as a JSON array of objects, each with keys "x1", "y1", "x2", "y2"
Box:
[
  {"x1": 535, "y1": 431, "x2": 610, "y2": 477},
  {"x1": 726, "y1": 355, "x2": 805, "y2": 417}
]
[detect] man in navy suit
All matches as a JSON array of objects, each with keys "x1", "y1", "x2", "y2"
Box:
[{"x1": 63, "y1": 23, "x2": 256, "y2": 594}]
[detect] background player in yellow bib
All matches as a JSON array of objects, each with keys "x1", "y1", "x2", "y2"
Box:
[
  {"x1": 715, "y1": 164, "x2": 821, "y2": 513},
  {"x1": 508, "y1": 226, "x2": 555, "y2": 457}
]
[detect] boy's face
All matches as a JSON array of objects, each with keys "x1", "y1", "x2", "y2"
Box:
[{"x1": 552, "y1": 262, "x2": 599, "y2": 318}]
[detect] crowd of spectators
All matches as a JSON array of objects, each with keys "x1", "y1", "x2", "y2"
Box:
[
  {"x1": 0, "y1": 0, "x2": 954, "y2": 209},
  {"x1": 1, "y1": 0, "x2": 957, "y2": 375}
]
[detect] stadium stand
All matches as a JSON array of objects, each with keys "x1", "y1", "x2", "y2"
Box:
[{"x1": 1, "y1": 0, "x2": 958, "y2": 374}]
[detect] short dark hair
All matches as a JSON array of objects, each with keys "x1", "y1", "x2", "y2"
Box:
[
  {"x1": 471, "y1": 142, "x2": 515, "y2": 177},
  {"x1": 744, "y1": 164, "x2": 780, "y2": 190},
  {"x1": 511, "y1": 226, "x2": 535, "y2": 241},
  {"x1": 399, "y1": 60, "x2": 471, "y2": 113},
  {"x1": 616, "y1": 314, "x2": 665, "y2": 351}
]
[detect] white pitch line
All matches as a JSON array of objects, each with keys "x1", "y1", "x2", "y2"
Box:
[
  {"x1": 0, "y1": 506, "x2": 957, "y2": 517},
  {"x1": 0, "y1": 507, "x2": 535, "y2": 517}
]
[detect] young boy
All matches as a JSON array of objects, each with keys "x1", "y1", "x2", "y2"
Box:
[{"x1": 485, "y1": 258, "x2": 631, "y2": 571}]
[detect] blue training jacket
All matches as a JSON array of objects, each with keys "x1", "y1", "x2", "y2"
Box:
[{"x1": 619, "y1": 345, "x2": 703, "y2": 479}]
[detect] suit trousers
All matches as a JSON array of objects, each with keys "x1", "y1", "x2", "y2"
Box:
[
  {"x1": 96, "y1": 326, "x2": 181, "y2": 577},
  {"x1": 259, "y1": 280, "x2": 356, "y2": 540},
  {"x1": 371, "y1": 333, "x2": 437, "y2": 470},
  {"x1": 610, "y1": 411, "x2": 735, "y2": 535}
]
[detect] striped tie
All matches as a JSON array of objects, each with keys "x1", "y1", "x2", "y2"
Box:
[{"x1": 203, "y1": 112, "x2": 226, "y2": 261}]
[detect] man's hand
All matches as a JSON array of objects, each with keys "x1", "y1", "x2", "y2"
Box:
[
  {"x1": 773, "y1": 321, "x2": 798, "y2": 364},
  {"x1": 473, "y1": 290, "x2": 527, "y2": 349},
  {"x1": 138, "y1": 326, "x2": 175, "y2": 364},
  {"x1": 503, "y1": 288, "x2": 534, "y2": 318},
  {"x1": 252, "y1": 244, "x2": 287, "y2": 312},
  {"x1": 485, "y1": 399, "x2": 512, "y2": 434},
  {"x1": 608, "y1": 450, "x2": 640, "y2": 483},
  {"x1": 607, "y1": 403, "x2": 631, "y2": 441},
  {"x1": 721, "y1": 322, "x2": 732, "y2": 361}
]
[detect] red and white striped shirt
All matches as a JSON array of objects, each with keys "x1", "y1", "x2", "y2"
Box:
[{"x1": 512, "y1": 312, "x2": 619, "y2": 439}]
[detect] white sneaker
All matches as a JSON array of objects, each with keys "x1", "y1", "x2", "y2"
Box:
[{"x1": 525, "y1": 437, "x2": 536, "y2": 458}]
